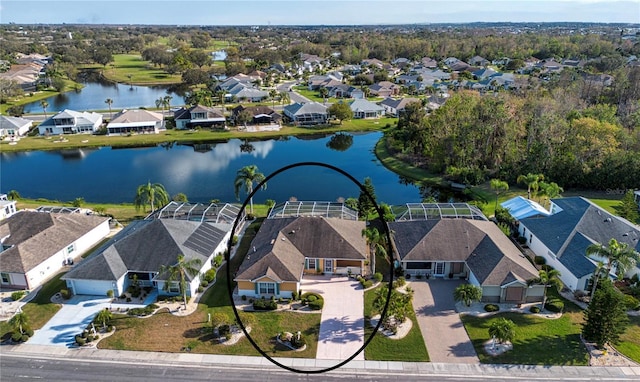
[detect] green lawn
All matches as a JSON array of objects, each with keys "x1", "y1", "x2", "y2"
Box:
[
  {"x1": 96, "y1": 54, "x2": 182, "y2": 85},
  {"x1": 461, "y1": 312, "x2": 589, "y2": 365},
  {"x1": 363, "y1": 285, "x2": 429, "y2": 361},
  {"x1": 0, "y1": 80, "x2": 83, "y2": 114},
  {"x1": 616, "y1": 315, "x2": 640, "y2": 363}
]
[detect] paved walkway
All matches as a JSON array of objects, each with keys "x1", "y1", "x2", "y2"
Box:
[
  {"x1": 409, "y1": 279, "x2": 479, "y2": 363},
  {"x1": 302, "y1": 276, "x2": 365, "y2": 361}
]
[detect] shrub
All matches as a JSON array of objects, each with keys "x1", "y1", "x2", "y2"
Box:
[
  {"x1": 197, "y1": 286, "x2": 204, "y2": 293},
  {"x1": 541, "y1": 264, "x2": 554, "y2": 272},
  {"x1": 218, "y1": 324, "x2": 231, "y2": 336},
  {"x1": 623, "y1": 294, "x2": 640, "y2": 310},
  {"x1": 204, "y1": 269, "x2": 216, "y2": 283},
  {"x1": 307, "y1": 295, "x2": 317, "y2": 302},
  {"x1": 394, "y1": 267, "x2": 404, "y2": 277},
  {"x1": 394, "y1": 276, "x2": 406, "y2": 288},
  {"x1": 545, "y1": 299, "x2": 564, "y2": 313},
  {"x1": 292, "y1": 334, "x2": 306, "y2": 349},
  {"x1": 106, "y1": 289, "x2": 114, "y2": 299},
  {"x1": 126, "y1": 297, "x2": 132, "y2": 302},
  {"x1": 308, "y1": 299, "x2": 324, "y2": 310},
  {"x1": 200, "y1": 279, "x2": 208, "y2": 287},
  {"x1": 516, "y1": 236, "x2": 527, "y2": 244},
  {"x1": 11, "y1": 332, "x2": 23, "y2": 342},
  {"x1": 25, "y1": 328, "x2": 34, "y2": 337},
  {"x1": 107, "y1": 325, "x2": 113, "y2": 332},
  {"x1": 86, "y1": 335, "x2": 94, "y2": 342},
  {"x1": 362, "y1": 280, "x2": 373, "y2": 288},
  {"x1": 291, "y1": 291, "x2": 298, "y2": 301},
  {"x1": 232, "y1": 235, "x2": 239, "y2": 246},
  {"x1": 11, "y1": 291, "x2": 26, "y2": 301},
  {"x1": 373, "y1": 273, "x2": 383, "y2": 282},
  {"x1": 253, "y1": 299, "x2": 277, "y2": 310},
  {"x1": 530, "y1": 306, "x2": 541, "y2": 313},
  {"x1": 534, "y1": 256, "x2": 546, "y2": 265},
  {"x1": 60, "y1": 289, "x2": 71, "y2": 299},
  {"x1": 484, "y1": 304, "x2": 500, "y2": 312},
  {"x1": 241, "y1": 295, "x2": 247, "y2": 301}
]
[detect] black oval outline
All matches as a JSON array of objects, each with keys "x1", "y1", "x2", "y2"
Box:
[{"x1": 225, "y1": 161, "x2": 393, "y2": 373}]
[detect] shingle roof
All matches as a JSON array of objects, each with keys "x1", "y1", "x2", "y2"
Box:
[
  {"x1": 389, "y1": 219, "x2": 537, "y2": 286},
  {"x1": 0, "y1": 115, "x2": 32, "y2": 131},
  {"x1": 0, "y1": 211, "x2": 109, "y2": 274},
  {"x1": 520, "y1": 196, "x2": 640, "y2": 278},
  {"x1": 63, "y1": 219, "x2": 229, "y2": 282},
  {"x1": 235, "y1": 217, "x2": 366, "y2": 282},
  {"x1": 349, "y1": 99, "x2": 385, "y2": 113},
  {"x1": 109, "y1": 109, "x2": 162, "y2": 124},
  {"x1": 283, "y1": 102, "x2": 327, "y2": 116}
]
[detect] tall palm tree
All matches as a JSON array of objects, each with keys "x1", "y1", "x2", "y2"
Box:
[
  {"x1": 7, "y1": 190, "x2": 20, "y2": 200},
  {"x1": 279, "y1": 91, "x2": 290, "y2": 107},
  {"x1": 234, "y1": 165, "x2": 266, "y2": 214},
  {"x1": 269, "y1": 89, "x2": 278, "y2": 108},
  {"x1": 586, "y1": 238, "x2": 640, "y2": 278},
  {"x1": 527, "y1": 269, "x2": 562, "y2": 310},
  {"x1": 159, "y1": 254, "x2": 202, "y2": 308},
  {"x1": 588, "y1": 261, "x2": 608, "y2": 300},
  {"x1": 162, "y1": 95, "x2": 173, "y2": 128},
  {"x1": 40, "y1": 100, "x2": 49, "y2": 119},
  {"x1": 517, "y1": 173, "x2": 544, "y2": 200},
  {"x1": 94, "y1": 308, "x2": 113, "y2": 330},
  {"x1": 133, "y1": 181, "x2": 170, "y2": 212},
  {"x1": 490, "y1": 178, "x2": 509, "y2": 212},
  {"x1": 538, "y1": 181, "x2": 563, "y2": 206},
  {"x1": 105, "y1": 98, "x2": 113, "y2": 120},
  {"x1": 362, "y1": 227, "x2": 387, "y2": 273},
  {"x1": 9, "y1": 311, "x2": 29, "y2": 334}
]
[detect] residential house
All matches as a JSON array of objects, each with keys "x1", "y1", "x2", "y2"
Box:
[
  {"x1": 361, "y1": 58, "x2": 385, "y2": 69},
  {"x1": 0, "y1": 62, "x2": 45, "y2": 91},
  {"x1": 283, "y1": 102, "x2": 328, "y2": 126},
  {"x1": 62, "y1": 202, "x2": 241, "y2": 297},
  {"x1": 0, "y1": 194, "x2": 17, "y2": 221},
  {"x1": 501, "y1": 196, "x2": 552, "y2": 220},
  {"x1": 389, "y1": 203, "x2": 544, "y2": 303},
  {"x1": 517, "y1": 197, "x2": 640, "y2": 292},
  {"x1": 235, "y1": 201, "x2": 367, "y2": 298},
  {"x1": 0, "y1": 115, "x2": 32, "y2": 139},
  {"x1": 300, "y1": 53, "x2": 325, "y2": 72},
  {"x1": 0, "y1": 210, "x2": 110, "y2": 290},
  {"x1": 420, "y1": 57, "x2": 438, "y2": 68},
  {"x1": 469, "y1": 56, "x2": 490, "y2": 67},
  {"x1": 379, "y1": 97, "x2": 421, "y2": 117},
  {"x1": 37, "y1": 109, "x2": 103, "y2": 135},
  {"x1": 349, "y1": 99, "x2": 385, "y2": 119},
  {"x1": 226, "y1": 83, "x2": 269, "y2": 102},
  {"x1": 232, "y1": 105, "x2": 282, "y2": 125},
  {"x1": 368, "y1": 81, "x2": 401, "y2": 97},
  {"x1": 106, "y1": 109, "x2": 163, "y2": 135},
  {"x1": 327, "y1": 84, "x2": 351, "y2": 98},
  {"x1": 392, "y1": 57, "x2": 412, "y2": 69},
  {"x1": 472, "y1": 67, "x2": 499, "y2": 80},
  {"x1": 174, "y1": 105, "x2": 226, "y2": 129}
]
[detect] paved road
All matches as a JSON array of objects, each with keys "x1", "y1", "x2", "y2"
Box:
[
  {"x1": 302, "y1": 276, "x2": 365, "y2": 361},
  {"x1": 410, "y1": 280, "x2": 479, "y2": 363},
  {"x1": 277, "y1": 80, "x2": 311, "y2": 104}
]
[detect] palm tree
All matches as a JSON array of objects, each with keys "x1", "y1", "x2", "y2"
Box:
[
  {"x1": 269, "y1": 89, "x2": 278, "y2": 108},
  {"x1": 133, "y1": 181, "x2": 170, "y2": 212},
  {"x1": 453, "y1": 284, "x2": 483, "y2": 307},
  {"x1": 105, "y1": 98, "x2": 113, "y2": 120},
  {"x1": 527, "y1": 269, "x2": 562, "y2": 310},
  {"x1": 159, "y1": 254, "x2": 202, "y2": 308},
  {"x1": 279, "y1": 91, "x2": 290, "y2": 107},
  {"x1": 538, "y1": 181, "x2": 563, "y2": 206},
  {"x1": 362, "y1": 227, "x2": 387, "y2": 274},
  {"x1": 234, "y1": 165, "x2": 266, "y2": 215},
  {"x1": 94, "y1": 308, "x2": 113, "y2": 330},
  {"x1": 490, "y1": 179, "x2": 509, "y2": 212},
  {"x1": 7, "y1": 190, "x2": 20, "y2": 200},
  {"x1": 586, "y1": 238, "x2": 640, "y2": 278},
  {"x1": 588, "y1": 261, "x2": 608, "y2": 301},
  {"x1": 488, "y1": 317, "x2": 516, "y2": 346},
  {"x1": 40, "y1": 100, "x2": 49, "y2": 119},
  {"x1": 162, "y1": 96, "x2": 172, "y2": 128},
  {"x1": 517, "y1": 173, "x2": 544, "y2": 200},
  {"x1": 9, "y1": 311, "x2": 29, "y2": 334}
]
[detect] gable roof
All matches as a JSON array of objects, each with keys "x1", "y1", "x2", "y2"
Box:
[
  {"x1": 379, "y1": 97, "x2": 421, "y2": 109},
  {"x1": 109, "y1": 109, "x2": 162, "y2": 125},
  {"x1": 520, "y1": 197, "x2": 640, "y2": 278},
  {"x1": 0, "y1": 115, "x2": 32, "y2": 131},
  {"x1": 0, "y1": 211, "x2": 109, "y2": 274},
  {"x1": 235, "y1": 216, "x2": 366, "y2": 282},
  {"x1": 174, "y1": 105, "x2": 225, "y2": 121},
  {"x1": 283, "y1": 102, "x2": 327, "y2": 116},
  {"x1": 349, "y1": 99, "x2": 384, "y2": 113},
  {"x1": 38, "y1": 109, "x2": 102, "y2": 127},
  {"x1": 389, "y1": 219, "x2": 538, "y2": 286},
  {"x1": 63, "y1": 219, "x2": 229, "y2": 282}
]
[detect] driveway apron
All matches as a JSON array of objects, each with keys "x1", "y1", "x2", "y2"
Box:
[
  {"x1": 410, "y1": 279, "x2": 479, "y2": 363},
  {"x1": 302, "y1": 276, "x2": 365, "y2": 361}
]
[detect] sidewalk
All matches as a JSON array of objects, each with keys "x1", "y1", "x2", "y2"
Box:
[{"x1": 3, "y1": 343, "x2": 640, "y2": 379}]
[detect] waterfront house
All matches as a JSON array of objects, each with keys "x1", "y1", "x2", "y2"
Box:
[
  {"x1": 0, "y1": 115, "x2": 32, "y2": 139},
  {"x1": 174, "y1": 105, "x2": 226, "y2": 129},
  {"x1": 106, "y1": 109, "x2": 163, "y2": 135},
  {"x1": 37, "y1": 109, "x2": 102, "y2": 135},
  {"x1": 349, "y1": 99, "x2": 385, "y2": 119},
  {"x1": 283, "y1": 102, "x2": 328, "y2": 126},
  {"x1": 0, "y1": 210, "x2": 110, "y2": 290}
]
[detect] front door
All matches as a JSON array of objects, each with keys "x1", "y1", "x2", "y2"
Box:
[
  {"x1": 324, "y1": 259, "x2": 333, "y2": 274},
  {"x1": 435, "y1": 262, "x2": 445, "y2": 276}
]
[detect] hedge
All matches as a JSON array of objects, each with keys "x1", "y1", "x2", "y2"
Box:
[
  {"x1": 484, "y1": 304, "x2": 500, "y2": 312},
  {"x1": 545, "y1": 299, "x2": 564, "y2": 313},
  {"x1": 253, "y1": 298, "x2": 277, "y2": 310}
]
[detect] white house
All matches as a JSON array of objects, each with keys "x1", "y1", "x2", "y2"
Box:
[
  {"x1": 349, "y1": 99, "x2": 385, "y2": 119},
  {"x1": 37, "y1": 109, "x2": 103, "y2": 135},
  {"x1": 518, "y1": 197, "x2": 640, "y2": 292},
  {"x1": 0, "y1": 194, "x2": 17, "y2": 221},
  {"x1": 283, "y1": 102, "x2": 328, "y2": 126},
  {"x1": 106, "y1": 109, "x2": 163, "y2": 135},
  {"x1": 0, "y1": 210, "x2": 110, "y2": 290},
  {"x1": 63, "y1": 202, "x2": 241, "y2": 298},
  {"x1": 0, "y1": 115, "x2": 32, "y2": 139}
]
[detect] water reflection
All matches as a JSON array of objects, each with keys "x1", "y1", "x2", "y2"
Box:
[{"x1": 326, "y1": 132, "x2": 354, "y2": 152}]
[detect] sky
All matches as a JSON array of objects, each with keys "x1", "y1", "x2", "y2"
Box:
[{"x1": 0, "y1": 0, "x2": 639, "y2": 25}]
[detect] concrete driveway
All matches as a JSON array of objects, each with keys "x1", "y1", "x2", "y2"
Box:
[
  {"x1": 301, "y1": 276, "x2": 365, "y2": 361},
  {"x1": 410, "y1": 279, "x2": 479, "y2": 363},
  {"x1": 29, "y1": 293, "x2": 156, "y2": 347}
]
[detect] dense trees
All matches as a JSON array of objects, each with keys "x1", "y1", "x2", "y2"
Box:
[{"x1": 582, "y1": 279, "x2": 629, "y2": 348}]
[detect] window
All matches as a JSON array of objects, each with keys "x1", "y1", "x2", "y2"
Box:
[
  {"x1": 67, "y1": 244, "x2": 75, "y2": 254},
  {"x1": 258, "y1": 282, "x2": 275, "y2": 294},
  {"x1": 1, "y1": 273, "x2": 9, "y2": 284},
  {"x1": 168, "y1": 282, "x2": 180, "y2": 293},
  {"x1": 307, "y1": 258, "x2": 317, "y2": 270}
]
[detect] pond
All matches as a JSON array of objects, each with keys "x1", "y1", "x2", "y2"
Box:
[
  {"x1": 1, "y1": 132, "x2": 461, "y2": 206},
  {"x1": 22, "y1": 73, "x2": 187, "y2": 113}
]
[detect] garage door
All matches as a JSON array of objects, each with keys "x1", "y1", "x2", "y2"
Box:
[
  {"x1": 505, "y1": 287, "x2": 524, "y2": 302},
  {"x1": 70, "y1": 279, "x2": 113, "y2": 296}
]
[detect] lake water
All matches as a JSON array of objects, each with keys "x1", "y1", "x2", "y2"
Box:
[
  {"x1": 1, "y1": 132, "x2": 434, "y2": 205},
  {"x1": 22, "y1": 77, "x2": 186, "y2": 113}
]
